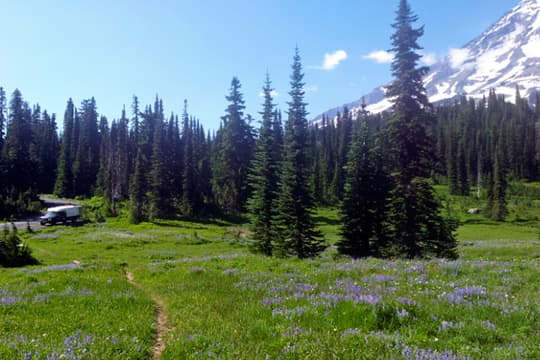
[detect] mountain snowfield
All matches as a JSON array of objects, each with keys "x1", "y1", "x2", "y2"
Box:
[{"x1": 315, "y1": 0, "x2": 540, "y2": 122}]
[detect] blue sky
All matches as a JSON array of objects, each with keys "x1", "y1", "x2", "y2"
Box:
[{"x1": 0, "y1": 0, "x2": 519, "y2": 131}]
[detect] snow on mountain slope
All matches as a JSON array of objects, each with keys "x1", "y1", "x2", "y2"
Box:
[{"x1": 314, "y1": 0, "x2": 540, "y2": 123}]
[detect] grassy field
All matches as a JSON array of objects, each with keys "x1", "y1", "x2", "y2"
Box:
[{"x1": 1, "y1": 186, "x2": 539, "y2": 359}]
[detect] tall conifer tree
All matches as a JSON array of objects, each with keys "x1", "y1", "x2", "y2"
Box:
[
  {"x1": 182, "y1": 101, "x2": 197, "y2": 216},
  {"x1": 248, "y1": 74, "x2": 282, "y2": 255},
  {"x1": 0, "y1": 87, "x2": 6, "y2": 152},
  {"x1": 128, "y1": 97, "x2": 147, "y2": 223},
  {"x1": 492, "y1": 142, "x2": 508, "y2": 221},
  {"x1": 72, "y1": 98, "x2": 99, "y2": 197},
  {"x1": 386, "y1": 0, "x2": 457, "y2": 258},
  {"x1": 275, "y1": 49, "x2": 325, "y2": 258},
  {"x1": 338, "y1": 105, "x2": 390, "y2": 258},
  {"x1": 54, "y1": 99, "x2": 76, "y2": 197},
  {"x1": 149, "y1": 98, "x2": 167, "y2": 220},
  {"x1": 213, "y1": 77, "x2": 255, "y2": 214}
]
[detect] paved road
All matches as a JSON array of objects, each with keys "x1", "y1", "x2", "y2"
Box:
[
  {"x1": 1, "y1": 197, "x2": 79, "y2": 232},
  {"x1": 0, "y1": 217, "x2": 43, "y2": 232}
]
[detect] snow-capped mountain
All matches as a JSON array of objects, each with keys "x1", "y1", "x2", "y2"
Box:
[{"x1": 314, "y1": 0, "x2": 540, "y2": 122}]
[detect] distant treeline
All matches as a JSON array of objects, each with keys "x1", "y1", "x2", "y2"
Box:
[
  {"x1": 0, "y1": 87, "x2": 538, "y2": 219},
  {"x1": 1, "y1": 86, "x2": 538, "y2": 221}
]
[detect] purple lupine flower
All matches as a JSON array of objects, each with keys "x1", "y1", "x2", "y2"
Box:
[
  {"x1": 31, "y1": 263, "x2": 80, "y2": 274},
  {"x1": 282, "y1": 324, "x2": 309, "y2": 338},
  {"x1": 397, "y1": 308, "x2": 409, "y2": 318},
  {"x1": 340, "y1": 328, "x2": 361, "y2": 338},
  {"x1": 481, "y1": 320, "x2": 496, "y2": 330},
  {"x1": 373, "y1": 274, "x2": 396, "y2": 282},
  {"x1": 0, "y1": 296, "x2": 20, "y2": 306},
  {"x1": 440, "y1": 321, "x2": 465, "y2": 331},
  {"x1": 47, "y1": 351, "x2": 59, "y2": 360},
  {"x1": 454, "y1": 286, "x2": 486, "y2": 297},
  {"x1": 262, "y1": 297, "x2": 283, "y2": 306},
  {"x1": 397, "y1": 297, "x2": 416, "y2": 306},
  {"x1": 222, "y1": 268, "x2": 238, "y2": 275},
  {"x1": 354, "y1": 294, "x2": 382, "y2": 305}
]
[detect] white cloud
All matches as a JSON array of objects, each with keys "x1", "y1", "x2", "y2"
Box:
[
  {"x1": 310, "y1": 50, "x2": 348, "y2": 70},
  {"x1": 363, "y1": 50, "x2": 394, "y2": 64},
  {"x1": 448, "y1": 48, "x2": 470, "y2": 69},
  {"x1": 304, "y1": 85, "x2": 319, "y2": 93},
  {"x1": 258, "y1": 90, "x2": 279, "y2": 98},
  {"x1": 421, "y1": 52, "x2": 438, "y2": 66}
]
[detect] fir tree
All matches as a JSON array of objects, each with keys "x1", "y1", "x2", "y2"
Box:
[
  {"x1": 213, "y1": 77, "x2": 255, "y2": 214},
  {"x1": 386, "y1": 0, "x2": 457, "y2": 259},
  {"x1": 457, "y1": 137, "x2": 470, "y2": 195},
  {"x1": 0, "y1": 87, "x2": 6, "y2": 152},
  {"x1": 492, "y1": 143, "x2": 508, "y2": 221},
  {"x1": 54, "y1": 99, "x2": 76, "y2": 197},
  {"x1": 331, "y1": 107, "x2": 352, "y2": 201},
  {"x1": 128, "y1": 97, "x2": 147, "y2": 223},
  {"x1": 149, "y1": 97, "x2": 167, "y2": 220},
  {"x1": 129, "y1": 149, "x2": 146, "y2": 224},
  {"x1": 96, "y1": 115, "x2": 111, "y2": 199},
  {"x1": 247, "y1": 74, "x2": 282, "y2": 256},
  {"x1": 182, "y1": 101, "x2": 197, "y2": 216},
  {"x1": 446, "y1": 127, "x2": 459, "y2": 195},
  {"x1": 72, "y1": 98, "x2": 99, "y2": 197},
  {"x1": 338, "y1": 106, "x2": 390, "y2": 258},
  {"x1": 1, "y1": 90, "x2": 38, "y2": 217},
  {"x1": 535, "y1": 92, "x2": 540, "y2": 174},
  {"x1": 275, "y1": 48, "x2": 325, "y2": 258},
  {"x1": 164, "y1": 113, "x2": 183, "y2": 210}
]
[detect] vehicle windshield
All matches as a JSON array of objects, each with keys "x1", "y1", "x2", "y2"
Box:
[{"x1": 43, "y1": 211, "x2": 58, "y2": 218}]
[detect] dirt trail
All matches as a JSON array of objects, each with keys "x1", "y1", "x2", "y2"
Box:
[{"x1": 125, "y1": 271, "x2": 169, "y2": 359}]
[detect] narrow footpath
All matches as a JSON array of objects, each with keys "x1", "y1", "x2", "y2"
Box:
[{"x1": 125, "y1": 271, "x2": 169, "y2": 359}]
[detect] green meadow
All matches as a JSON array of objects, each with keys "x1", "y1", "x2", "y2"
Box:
[{"x1": 1, "y1": 185, "x2": 539, "y2": 359}]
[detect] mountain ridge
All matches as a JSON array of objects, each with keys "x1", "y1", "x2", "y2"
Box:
[{"x1": 313, "y1": 0, "x2": 540, "y2": 123}]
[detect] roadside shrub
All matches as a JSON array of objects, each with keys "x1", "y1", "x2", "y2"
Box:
[
  {"x1": 0, "y1": 225, "x2": 39, "y2": 267},
  {"x1": 80, "y1": 196, "x2": 108, "y2": 223}
]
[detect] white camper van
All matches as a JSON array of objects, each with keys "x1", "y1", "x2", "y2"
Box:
[{"x1": 40, "y1": 205, "x2": 81, "y2": 225}]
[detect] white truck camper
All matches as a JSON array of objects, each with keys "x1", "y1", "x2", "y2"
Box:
[{"x1": 40, "y1": 205, "x2": 82, "y2": 225}]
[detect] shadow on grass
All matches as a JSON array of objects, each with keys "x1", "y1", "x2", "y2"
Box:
[{"x1": 152, "y1": 214, "x2": 248, "y2": 228}]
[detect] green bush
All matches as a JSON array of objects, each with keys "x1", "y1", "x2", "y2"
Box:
[
  {"x1": 0, "y1": 225, "x2": 39, "y2": 267},
  {"x1": 80, "y1": 196, "x2": 109, "y2": 223}
]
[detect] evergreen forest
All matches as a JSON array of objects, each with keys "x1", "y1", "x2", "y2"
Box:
[{"x1": 1, "y1": 0, "x2": 539, "y2": 260}]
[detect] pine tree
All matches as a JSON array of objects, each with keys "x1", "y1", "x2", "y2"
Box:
[
  {"x1": 182, "y1": 101, "x2": 197, "y2": 217},
  {"x1": 0, "y1": 87, "x2": 6, "y2": 153},
  {"x1": 457, "y1": 137, "x2": 470, "y2": 195},
  {"x1": 128, "y1": 97, "x2": 148, "y2": 223},
  {"x1": 446, "y1": 126, "x2": 459, "y2": 195},
  {"x1": 386, "y1": 0, "x2": 457, "y2": 259},
  {"x1": 275, "y1": 48, "x2": 325, "y2": 258},
  {"x1": 535, "y1": 92, "x2": 540, "y2": 175},
  {"x1": 213, "y1": 77, "x2": 255, "y2": 214},
  {"x1": 247, "y1": 74, "x2": 282, "y2": 256},
  {"x1": 338, "y1": 106, "x2": 390, "y2": 258},
  {"x1": 1, "y1": 90, "x2": 38, "y2": 217},
  {"x1": 149, "y1": 97, "x2": 167, "y2": 220},
  {"x1": 193, "y1": 120, "x2": 212, "y2": 215},
  {"x1": 96, "y1": 116, "x2": 111, "y2": 199},
  {"x1": 129, "y1": 149, "x2": 146, "y2": 224},
  {"x1": 54, "y1": 99, "x2": 76, "y2": 197},
  {"x1": 331, "y1": 107, "x2": 352, "y2": 201},
  {"x1": 492, "y1": 143, "x2": 508, "y2": 221},
  {"x1": 72, "y1": 98, "x2": 99, "y2": 197}
]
